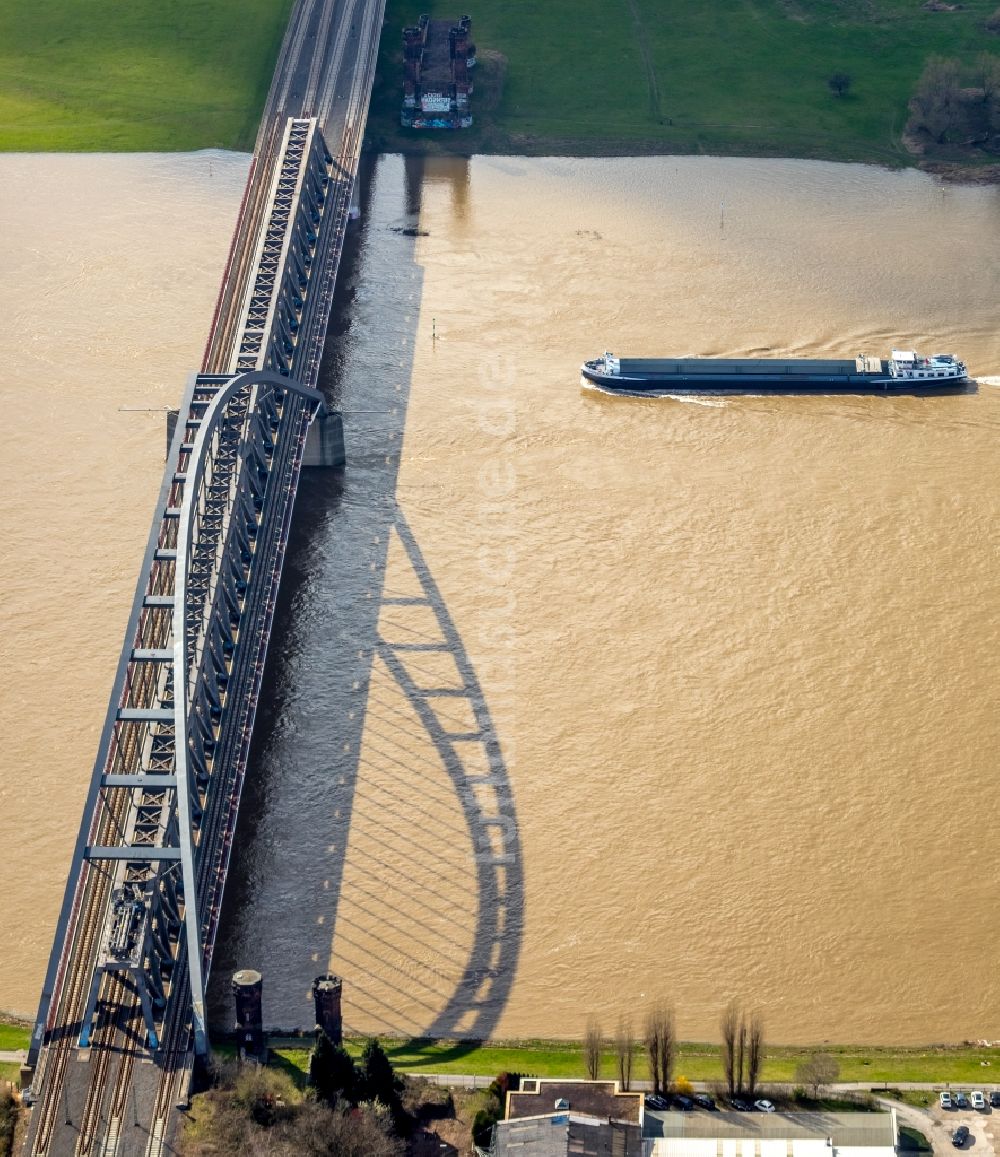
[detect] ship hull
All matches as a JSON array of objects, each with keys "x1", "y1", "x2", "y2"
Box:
[{"x1": 580, "y1": 357, "x2": 971, "y2": 396}]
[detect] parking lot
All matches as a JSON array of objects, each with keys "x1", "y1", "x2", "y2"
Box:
[{"x1": 900, "y1": 1095, "x2": 1000, "y2": 1157}]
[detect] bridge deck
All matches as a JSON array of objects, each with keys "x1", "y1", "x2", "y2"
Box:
[{"x1": 22, "y1": 0, "x2": 386, "y2": 1153}]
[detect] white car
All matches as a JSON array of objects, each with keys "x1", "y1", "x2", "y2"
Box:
[
  {"x1": 971, "y1": 1091, "x2": 986, "y2": 1110},
  {"x1": 940, "y1": 1092, "x2": 953, "y2": 1110},
  {"x1": 754, "y1": 1100, "x2": 776, "y2": 1113}
]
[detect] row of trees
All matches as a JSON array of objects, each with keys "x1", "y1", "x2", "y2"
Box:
[
  {"x1": 908, "y1": 53, "x2": 1000, "y2": 147},
  {"x1": 584, "y1": 1001, "x2": 763, "y2": 1097},
  {"x1": 583, "y1": 1008, "x2": 844, "y2": 1104},
  {"x1": 585, "y1": 1015, "x2": 641, "y2": 1088},
  {"x1": 720, "y1": 1003, "x2": 764, "y2": 1099}
]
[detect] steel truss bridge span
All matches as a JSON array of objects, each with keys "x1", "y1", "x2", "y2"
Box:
[
  {"x1": 25, "y1": 369, "x2": 321, "y2": 1157},
  {"x1": 24, "y1": 0, "x2": 387, "y2": 1145},
  {"x1": 25, "y1": 118, "x2": 348, "y2": 1157},
  {"x1": 77, "y1": 370, "x2": 324, "y2": 1059}
]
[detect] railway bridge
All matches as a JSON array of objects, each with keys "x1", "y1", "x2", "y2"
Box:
[{"x1": 21, "y1": 0, "x2": 386, "y2": 1152}]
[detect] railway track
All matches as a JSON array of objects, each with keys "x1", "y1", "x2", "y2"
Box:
[{"x1": 25, "y1": 2, "x2": 386, "y2": 1152}]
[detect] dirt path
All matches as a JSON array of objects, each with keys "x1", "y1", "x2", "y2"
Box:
[{"x1": 624, "y1": 0, "x2": 664, "y2": 123}]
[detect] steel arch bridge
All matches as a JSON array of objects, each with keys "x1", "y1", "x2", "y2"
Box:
[
  {"x1": 40, "y1": 370, "x2": 322, "y2": 1064},
  {"x1": 29, "y1": 115, "x2": 349, "y2": 1092},
  {"x1": 23, "y1": 1, "x2": 389, "y2": 1148}
]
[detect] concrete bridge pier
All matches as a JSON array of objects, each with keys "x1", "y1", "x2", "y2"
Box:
[{"x1": 303, "y1": 408, "x2": 346, "y2": 467}]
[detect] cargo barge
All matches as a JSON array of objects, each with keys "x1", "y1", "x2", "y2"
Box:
[{"x1": 580, "y1": 349, "x2": 971, "y2": 394}]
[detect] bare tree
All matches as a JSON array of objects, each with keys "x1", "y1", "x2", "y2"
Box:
[
  {"x1": 615, "y1": 1016, "x2": 635, "y2": 1091},
  {"x1": 661, "y1": 1004, "x2": 676, "y2": 1093},
  {"x1": 584, "y1": 1017, "x2": 603, "y2": 1081},
  {"x1": 645, "y1": 1002, "x2": 676, "y2": 1095},
  {"x1": 912, "y1": 55, "x2": 962, "y2": 143},
  {"x1": 795, "y1": 1053, "x2": 839, "y2": 1099},
  {"x1": 720, "y1": 1002, "x2": 739, "y2": 1097},
  {"x1": 975, "y1": 53, "x2": 1000, "y2": 103},
  {"x1": 721, "y1": 1003, "x2": 762, "y2": 1096},
  {"x1": 746, "y1": 1011, "x2": 764, "y2": 1098}
]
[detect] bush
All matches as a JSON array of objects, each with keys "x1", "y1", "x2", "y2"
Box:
[
  {"x1": 472, "y1": 1107, "x2": 498, "y2": 1148},
  {"x1": 471, "y1": 1076, "x2": 512, "y2": 1151},
  {"x1": 988, "y1": 7, "x2": 1000, "y2": 31},
  {"x1": 230, "y1": 1067, "x2": 296, "y2": 1129},
  {"x1": 309, "y1": 1032, "x2": 358, "y2": 1105},
  {"x1": 674, "y1": 1076, "x2": 694, "y2": 1096},
  {"x1": 0, "y1": 1092, "x2": 18, "y2": 1157}
]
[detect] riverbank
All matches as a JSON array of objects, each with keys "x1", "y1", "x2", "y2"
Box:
[
  {"x1": 1, "y1": 0, "x2": 997, "y2": 176},
  {"x1": 262, "y1": 1038, "x2": 1000, "y2": 1086},
  {"x1": 364, "y1": 0, "x2": 999, "y2": 174},
  {"x1": 8, "y1": 1011, "x2": 1000, "y2": 1085}
]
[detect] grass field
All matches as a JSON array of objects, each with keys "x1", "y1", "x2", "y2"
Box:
[
  {"x1": 368, "y1": 0, "x2": 1000, "y2": 164},
  {"x1": 0, "y1": 1024, "x2": 28, "y2": 1054},
  {"x1": 265, "y1": 1037, "x2": 1000, "y2": 1087},
  {"x1": 0, "y1": 0, "x2": 292, "y2": 150},
  {"x1": 0, "y1": 0, "x2": 996, "y2": 161}
]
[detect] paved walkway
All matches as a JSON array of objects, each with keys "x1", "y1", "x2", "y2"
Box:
[{"x1": 406, "y1": 1076, "x2": 1000, "y2": 1094}]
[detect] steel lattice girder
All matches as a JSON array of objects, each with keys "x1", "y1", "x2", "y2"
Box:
[{"x1": 62, "y1": 370, "x2": 322, "y2": 1062}]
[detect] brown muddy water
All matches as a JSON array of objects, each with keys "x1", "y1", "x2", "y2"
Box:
[{"x1": 2, "y1": 152, "x2": 1000, "y2": 1045}]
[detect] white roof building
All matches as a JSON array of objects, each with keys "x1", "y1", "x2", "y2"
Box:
[{"x1": 642, "y1": 1110, "x2": 898, "y2": 1157}]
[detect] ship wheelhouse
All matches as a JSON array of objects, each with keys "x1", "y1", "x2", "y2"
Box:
[{"x1": 888, "y1": 349, "x2": 967, "y2": 382}]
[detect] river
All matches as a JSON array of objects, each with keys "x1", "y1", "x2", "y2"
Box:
[{"x1": 2, "y1": 152, "x2": 999, "y2": 1044}]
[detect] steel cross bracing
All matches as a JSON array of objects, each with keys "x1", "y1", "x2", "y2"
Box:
[
  {"x1": 29, "y1": 118, "x2": 336, "y2": 1095},
  {"x1": 231, "y1": 118, "x2": 333, "y2": 378},
  {"x1": 74, "y1": 369, "x2": 322, "y2": 1058},
  {"x1": 23, "y1": 0, "x2": 391, "y2": 1139}
]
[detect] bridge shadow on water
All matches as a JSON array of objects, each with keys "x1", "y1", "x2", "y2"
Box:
[{"x1": 208, "y1": 154, "x2": 524, "y2": 1045}]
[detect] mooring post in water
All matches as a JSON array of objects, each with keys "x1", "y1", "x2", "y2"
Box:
[
  {"x1": 312, "y1": 973, "x2": 344, "y2": 1044},
  {"x1": 232, "y1": 969, "x2": 265, "y2": 1060}
]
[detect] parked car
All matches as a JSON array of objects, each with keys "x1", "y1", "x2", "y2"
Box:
[
  {"x1": 754, "y1": 1100, "x2": 776, "y2": 1113},
  {"x1": 952, "y1": 1126, "x2": 970, "y2": 1148},
  {"x1": 645, "y1": 1095, "x2": 670, "y2": 1111},
  {"x1": 730, "y1": 1097, "x2": 751, "y2": 1111},
  {"x1": 971, "y1": 1091, "x2": 986, "y2": 1110},
  {"x1": 940, "y1": 1092, "x2": 954, "y2": 1110},
  {"x1": 694, "y1": 1093, "x2": 717, "y2": 1110},
  {"x1": 674, "y1": 1095, "x2": 695, "y2": 1111},
  {"x1": 990, "y1": 1091, "x2": 1000, "y2": 1109},
  {"x1": 955, "y1": 1092, "x2": 970, "y2": 1110}
]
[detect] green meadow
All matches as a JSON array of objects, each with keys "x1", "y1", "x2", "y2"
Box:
[
  {"x1": 371, "y1": 0, "x2": 998, "y2": 164},
  {"x1": 268, "y1": 1037, "x2": 1000, "y2": 1087},
  {"x1": 0, "y1": 0, "x2": 292, "y2": 150},
  {"x1": 0, "y1": 0, "x2": 996, "y2": 160}
]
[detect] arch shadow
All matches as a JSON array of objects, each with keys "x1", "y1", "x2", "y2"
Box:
[{"x1": 208, "y1": 154, "x2": 524, "y2": 1043}]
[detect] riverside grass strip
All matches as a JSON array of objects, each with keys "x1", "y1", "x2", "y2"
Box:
[
  {"x1": 0, "y1": 0, "x2": 293, "y2": 151},
  {"x1": 368, "y1": 0, "x2": 997, "y2": 165},
  {"x1": 0, "y1": 1025, "x2": 28, "y2": 1053},
  {"x1": 0, "y1": 0, "x2": 996, "y2": 158},
  {"x1": 267, "y1": 1038, "x2": 1000, "y2": 1086}
]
